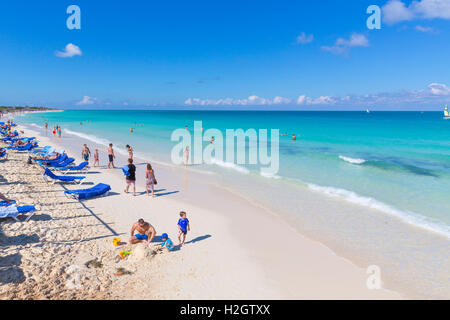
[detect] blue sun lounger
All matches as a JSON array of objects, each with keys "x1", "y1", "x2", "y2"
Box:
[
  {"x1": 51, "y1": 157, "x2": 75, "y2": 168},
  {"x1": 0, "y1": 150, "x2": 7, "y2": 160},
  {"x1": 43, "y1": 168, "x2": 85, "y2": 184},
  {"x1": 0, "y1": 200, "x2": 16, "y2": 206},
  {"x1": 64, "y1": 183, "x2": 111, "y2": 200},
  {"x1": 7, "y1": 142, "x2": 32, "y2": 151},
  {"x1": 35, "y1": 153, "x2": 66, "y2": 165},
  {"x1": 31, "y1": 146, "x2": 55, "y2": 155},
  {"x1": 55, "y1": 161, "x2": 89, "y2": 174},
  {"x1": 0, "y1": 205, "x2": 36, "y2": 222}
]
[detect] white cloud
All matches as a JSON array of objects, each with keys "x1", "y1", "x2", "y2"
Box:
[
  {"x1": 322, "y1": 33, "x2": 369, "y2": 55},
  {"x1": 382, "y1": 0, "x2": 450, "y2": 25},
  {"x1": 382, "y1": 0, "x2": 415, "y2": 24},
  {"x1": 184, "y1": 83, "x2": 449, "y2": 108},
  {"x1": 415, "y1": 25, "x2": 435, "y2": 32},
  {"x1": 296, "y1": 32, "x2": 314, "y2": 44},
  {"x1": 185, "y1": 95, "x2": 292, "y2": 106},
  {"x1": 296, "y1": 95, "x2": 335, "y2": 105},
  {"x1": 55, "y1": 43, "x2": 82, "y2": 58},
  {"x1": 428, "y1": 83, "x2": 450, "y2": 95},
  {"x1": 76, "y1": 96, "x2": 97, "y2": 105}
]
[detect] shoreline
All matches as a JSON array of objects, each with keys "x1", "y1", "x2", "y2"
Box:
[{"x1": 2, "y1": 117, "x2": 405, "y2": 299}]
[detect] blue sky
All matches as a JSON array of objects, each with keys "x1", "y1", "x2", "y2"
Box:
[{"x1": 0, "y1": 0, "x2": 449, "y2": 110}]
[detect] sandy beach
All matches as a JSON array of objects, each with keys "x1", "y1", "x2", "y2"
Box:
[{"x1": 0, "y1": 117, "x2": 405, "y2": 300}]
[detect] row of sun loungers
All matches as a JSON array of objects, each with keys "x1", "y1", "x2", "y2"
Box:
[{"x1": 1, "y1": 128, "x2": 111, "y2": 223}]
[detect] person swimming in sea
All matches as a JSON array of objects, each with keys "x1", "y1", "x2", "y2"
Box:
[{"x1": 292, "y1": 134, "x2": 296, "y2": 141}]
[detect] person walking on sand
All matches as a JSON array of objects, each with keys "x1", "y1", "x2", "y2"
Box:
[
  {"x1": 107, "y1": 143, "x2": 116, "y2": 168},
  {"x1": 57, "y1": 126, "x2": 62, "y2": 138},
  {"x1": 145, "y1": 163, "x2": 157, "y2": 197},
  {"x1": 126, "y1": 144, "x2": 133, "y2": 161},
  {"x1": 93, "y1": 149, "x2": 99, "y2": 167},
  {"x1": 81, "y1": 144, "x2": 91, "y2": 162},
  {"x1": 129, "y1": 218, "x2": 156, "y2": 245},
  {"x1": 177, "y1": 211, "x2": 190, "y2": 245},
  {"x1": 184, "y1": 146, "x2": 190, "y2": 166},
  {"x1": 124, "y1": 158, "x2": 136, "y2": 196}
]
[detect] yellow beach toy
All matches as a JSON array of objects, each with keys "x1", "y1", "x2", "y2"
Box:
[{"x1": 113, "y1": 238, "x2": 121, "y2": 246}]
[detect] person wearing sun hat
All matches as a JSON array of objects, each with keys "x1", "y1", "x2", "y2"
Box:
[{"x1": 160, "y1": 233, "x2": 174, "y2": 251}]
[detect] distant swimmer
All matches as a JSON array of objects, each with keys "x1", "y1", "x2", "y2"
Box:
[
  {"x1": 185, "y1": 125, "x2": 188, "y2": 131},
  {"x1": 292, "y1": 134, "x2": 296, "y2": 141},
  {"x1": 130, "y1": 127, "x2": 133, "y2": 133}
]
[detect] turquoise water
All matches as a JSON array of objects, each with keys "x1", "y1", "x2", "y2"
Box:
[{"x1": 19, "y1": 110, "x2": 450, "y2": 237}]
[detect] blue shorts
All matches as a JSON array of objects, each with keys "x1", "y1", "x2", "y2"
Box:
[{"x1": 135, "y1": 233, "x2": 148, "y2": 240}]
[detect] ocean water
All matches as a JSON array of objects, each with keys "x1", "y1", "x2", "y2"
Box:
[
  {"x1": 19, "y1": 110, "x2": 450, "y2": 236},
  {"x1": 16, "y1": 110, "x2": 450, "y2": 297}
]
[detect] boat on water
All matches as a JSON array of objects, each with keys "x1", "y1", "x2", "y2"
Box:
[
  {"x1": 444, "y1": 105, "x2": 450, "y2": 119},
  {"x1": 366, "y1": 109, "x2": 370, "y2": 113}
]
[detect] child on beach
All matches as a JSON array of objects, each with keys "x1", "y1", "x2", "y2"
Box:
[
  {"x1": 160, "y1": 233, "x2": 174, "y2": 251},
  {"x1": 93, "y1": 149, "x2": 99, "y2": 167},
  {"x1": 177, "y1": 211, "x2": 190, "y2": 245},
  {"x1": 145, "y1": 163, "x2": 157, "y2": 197}
]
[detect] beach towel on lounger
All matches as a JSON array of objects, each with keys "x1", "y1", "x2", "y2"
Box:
[
  {"x1": 64, "y1": 183, "x2": 111, "y2": 200},
  {"x1": 0, "y1": 205, "x2": 36, "y2": 222}
]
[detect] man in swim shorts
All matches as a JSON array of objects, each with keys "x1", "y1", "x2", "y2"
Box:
[
  {"x1": 108, "y1": 143, "x2": 115, "y2": 168},
  {"x1": 129, "y1": 218, "x2": 156, "y2": 245},
  {"x1": 81, "y1": 144, "x2": 91, "y2": 162}
]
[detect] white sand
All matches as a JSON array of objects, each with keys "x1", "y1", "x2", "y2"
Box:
[{"x1": 0, "y1": 123, "x2": 402, "y2": 299}]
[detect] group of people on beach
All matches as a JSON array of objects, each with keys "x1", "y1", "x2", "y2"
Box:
[
  {"x1": 129, "y1": 211, "x2": 190, "y2": 251},
  {"x1": 44, "y1": 122, "x2": 62, "y2": 138},
  {"x1": 80, "y1": 142, "x2": 158, "y2": 197}
]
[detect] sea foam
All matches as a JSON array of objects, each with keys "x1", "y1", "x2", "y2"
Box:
[
  {"x1": 307, "y1": 183, "x2": 450, "y2": 239},
  {"x1": 339, "y1": 155, "x2": 366, "y2": 164}
]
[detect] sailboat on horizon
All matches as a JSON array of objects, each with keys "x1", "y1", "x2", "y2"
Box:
[{"x1": 444, "y1": 105, "x2": 450, "y2": 119}]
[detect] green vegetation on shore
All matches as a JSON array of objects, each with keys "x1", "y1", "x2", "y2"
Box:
[{"x1": 0, "y1": 106, "x2": 55, "y2": 113}]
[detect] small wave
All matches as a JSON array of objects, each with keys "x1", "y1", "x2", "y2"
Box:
[
  {"x1": 64, "y1": 129, "x2": 111, "y2": 147},
  {"x1": 339, "y1": 155, "x2": 366, "y2": 164},
  {"x1": 307, "y1": 183, "x2": 450, "y2": 239},
  {"x1": 260, "y1": 171, "x2": 282, "y2": 179},
  {"x1": 210, "y1": 159, "x2": 250, "y2": 174},
  {"x1": 30, "y1": 123, "x2": 42, "y2": 129}
]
